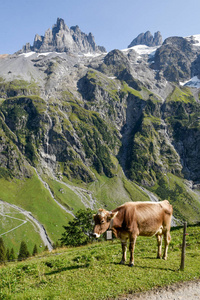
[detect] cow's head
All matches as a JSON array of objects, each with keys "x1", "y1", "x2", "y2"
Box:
[{"x1": 92, "y1": 208, "x2": 118, "y2": 238}]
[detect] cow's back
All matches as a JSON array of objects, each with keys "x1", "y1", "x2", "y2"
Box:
[{"x1": 114, "y1": 201, "x2": 172, "y2": 237}]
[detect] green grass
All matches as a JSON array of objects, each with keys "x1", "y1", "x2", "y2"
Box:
[
  {"x1": 166, "y1": 86, "x2": 195, "y2": 103},
  {"x1": 0, "y1": 205, "x2": 43, "y2": 253},
  {"x1": 122, "y1": 179, "x2": 150, "y2": 202},
  {"x1": 0, "y1": 173, "x2": 73, "y2": 250},
  {"x1": 0, "y1": 79, "x2": 40, "y2": 98},
  {"x1": 88, "y1": 167, "x2": 149, "y2": 209},
  {"x1": 149, "y1": 173, "x2": 200, "y2": 223},
  {"x1": 46, "y1": 178, "x2": 86, "y2": 212},
  {"x1": 122, "y1": 82, "x2": 143, "y2": 99},
  {"x1": 0, "y1": 225, "x2": 200, "y2": 299}
]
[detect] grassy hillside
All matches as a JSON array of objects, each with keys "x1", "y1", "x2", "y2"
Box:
[
  {"x1": 88, "y1": 166, "x2": 149, "y2": 209},
  {"x1": 149, "y1": 173, "x2": 200, "y2": 223},
  {"x1": 0, "y1": 204, "x2": 44, "y2": 253},
  {"x1": 0, "y1": 165, "x2": 148, "y2": 254},
  {"x1": 0, "y1": 173, "x2": 73, "y2": 250},
  {"x1": 0, "y1": 225, "x2": 200, "y2": 299}
]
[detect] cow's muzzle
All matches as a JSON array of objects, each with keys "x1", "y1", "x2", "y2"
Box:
[{"x1": 91, "y1": 233, "x2": 101, "y2": 238}]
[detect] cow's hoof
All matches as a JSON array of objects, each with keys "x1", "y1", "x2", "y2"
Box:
[
  {"x1": 119, "y1": 260, "x2": 125, "y2": 265},
  {"x1": 157, "y1": 256, "x2": 162, "y2": 259},
  {"x1": 162, "y1": 257, "x2": 167, "y2": 260},
  {"x1": 129, "y1": 263, "x2": 134, "y2": 267}
]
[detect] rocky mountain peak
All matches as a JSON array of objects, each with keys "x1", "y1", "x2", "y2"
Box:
[
  {"x1": 20, "y1": 18, "x2": 106, "y2": 54},
  {"x1": 128, "y1": 31, "x2": 162, "y2": 48},
  {"x1": 55, "y1": 18, "x2": 67, "y2": 31}
]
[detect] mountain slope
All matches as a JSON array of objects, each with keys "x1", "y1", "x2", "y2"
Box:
[{"x1": 1, "y1": 19, "x2": 200, "y2": 252}]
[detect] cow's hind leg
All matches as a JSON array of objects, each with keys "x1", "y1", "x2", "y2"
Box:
[
  {"x1": 156, "y1": 234, "x2": 163, "y2": 259},
  {"x1": 163, "y1": 231, "x2": 171, "y2": 260},
  {"x1": 120, "y1": 239, "x2": 128, "y2": 265},
  {"x1": 129, "y1": 236, "x2": 137, "y2": 267}
]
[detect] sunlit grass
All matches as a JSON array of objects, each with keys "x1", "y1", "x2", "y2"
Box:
[
  {"x1": 0, "y1": 175, "x2": 71, "y2": 251},
  {"x1": 0, "y1": 225, "x2": 200, "y2": 299}
]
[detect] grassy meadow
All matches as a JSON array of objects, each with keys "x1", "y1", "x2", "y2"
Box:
[{"x1": 0, "y1": 224, "x2": 200, "y2": 299}]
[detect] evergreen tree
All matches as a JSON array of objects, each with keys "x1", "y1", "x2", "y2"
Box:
[
  {"x1": 44, "y1": 245, "x2": 48, "y2": 252},
  {"x1": 60, "y1": 208, "x2": 94, "y2": 247},
  {"x1": 32, "y1": 244, "x2": 38, "y2": 256},
  {"x1": 18, "y1": 241, "x2": 30, "y2": 261},
  {"x1": 52, "y1": 241, "x2": 60, "y2": 249},
  {"x1": 6, "y1": 248, "x2": 10, "y2": 261},
  {"x1": 10, "y1": 248, "x2": 15, "y2": 261},
  {"x1": 0, "y1": 237, "x2": 6, "y2": 264}
]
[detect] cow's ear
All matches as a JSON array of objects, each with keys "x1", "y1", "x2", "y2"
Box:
[
  {"x1": 93, "y1": 214, "x2": 96, "y2": 220},
  {"x1": 107, "y1": 211, "x2": 118, "y2": 220}
]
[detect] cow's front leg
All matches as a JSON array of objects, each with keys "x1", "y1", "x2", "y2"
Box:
[
  {"x1": 120, "y1": 239, "x2": 127, "y2": 264},
  {"x1": 129, "y1": 236, "x2": 137, "y2": 267},
  {"x1": 163, "y1": 231, "x2": 171, "y2": 260},
  {"x1": 156, "y1": 234, "x2": 163, "y2": 259}
]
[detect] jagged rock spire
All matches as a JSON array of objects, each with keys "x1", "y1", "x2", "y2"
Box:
[
  {"x1": 21, "y1": 18, "x2": 106, "y2": 54},
  {"x1": 128, "y1": 31, "x2": 162, "y2": 48}
]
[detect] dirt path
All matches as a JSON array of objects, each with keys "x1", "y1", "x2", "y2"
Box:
[
  {"x1": 116, "y1": 280, "x2": 200, "y2": 300},
  {"x1": 0, "y1": 212, "x2": 27, "y2": 236},
  {"x1": 0, "y1": 199, "x2": 53, "y2": 251}
]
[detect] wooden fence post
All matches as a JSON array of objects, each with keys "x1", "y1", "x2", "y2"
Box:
[{"x1": 180, "y1": 221, "x2": 187, "y2": 271}]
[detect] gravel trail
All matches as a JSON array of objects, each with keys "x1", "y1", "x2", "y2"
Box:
[
  {"x1": 116, "y1": 280, "x2": 200, "y2": 300},
  {"x1": 0, "y1": 199, "x2": 53, "y2": 251}
]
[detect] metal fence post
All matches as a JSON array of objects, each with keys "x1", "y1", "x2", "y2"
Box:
[{"x1": 180, "y1": 221, "x2": 187, "y2": 271}]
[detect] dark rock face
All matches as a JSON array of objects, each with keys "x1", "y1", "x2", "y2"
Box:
[
  {"x1": 22, "y1": 18, "x2": 106, "y2": 54},
  {"x1": 162, "y1": 99, "x2": 200, "y2": 182},
  {"x1": 191, "y1": 54, "x2": 200, "y2": 78},
  {"x1": 152, "y1": 36, "x2": 200, "y2": 82},
  {"x1": 128, "y1": 31, "x2": 162, "y2": 48},
  {"x1": 99, "y1": 49, "x2": 131, "y2": 76},
  {"x1": 98, "y1": 50, "x2": 141, "y2": 90}
]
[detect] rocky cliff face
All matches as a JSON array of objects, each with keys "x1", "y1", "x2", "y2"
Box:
[
  {"x1": 152, "y1": 36, "x2": 200, "y2": 82},
  {"x1": 128, "y1": 31, "x2": 162, "y2": 48},
  {"x1": 20, "y1": 18, "x2": 106, "y2": 54}
]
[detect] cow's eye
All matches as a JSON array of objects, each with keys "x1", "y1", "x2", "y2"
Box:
[{"x1": 100, "y1": 220, "x2": 105, "y2": 224}]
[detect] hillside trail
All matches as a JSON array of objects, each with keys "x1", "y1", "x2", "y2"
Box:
[
  {"x1": 116, "y1": 279, "x2": 200, "y2": 300},
  {"x1": 0, "y1": 211, "x2": 27, "y2": 236},
  {"x1": 0, "y1": 199, "x2": 53, "y2": 251}
]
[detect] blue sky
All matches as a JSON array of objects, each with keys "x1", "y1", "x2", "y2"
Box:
[{"x1": 1, "y1": 0, "x2": 200, "y2": 54}]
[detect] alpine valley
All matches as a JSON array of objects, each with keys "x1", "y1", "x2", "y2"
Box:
[{"x1": 1, "y1": 18, "x2": 200, "y2": 251}]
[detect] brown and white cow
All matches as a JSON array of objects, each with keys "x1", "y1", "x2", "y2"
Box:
[{"x1": 93, "y1": 200, "x2": 173, "y2": 266}]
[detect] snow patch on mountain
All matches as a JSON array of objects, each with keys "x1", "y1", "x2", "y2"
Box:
[
  {"x1": 19, "y1": 51, "x2": 63, "y2": 58},
  {"x1": 121, "y1": 45, "x2": 159, "y2": 57},
  {"x1": 180, "y1": 76, "x2": 200, "y2": 88},
  {"x1": 19, "y1": 52, "x2": 36, "y2": 57},
  {"x1": 82, "y1": 52, "x2": 106, "y2": 57},
  {"x1": 186, "y1": 34, "x2": 200, "y2": 46}
]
